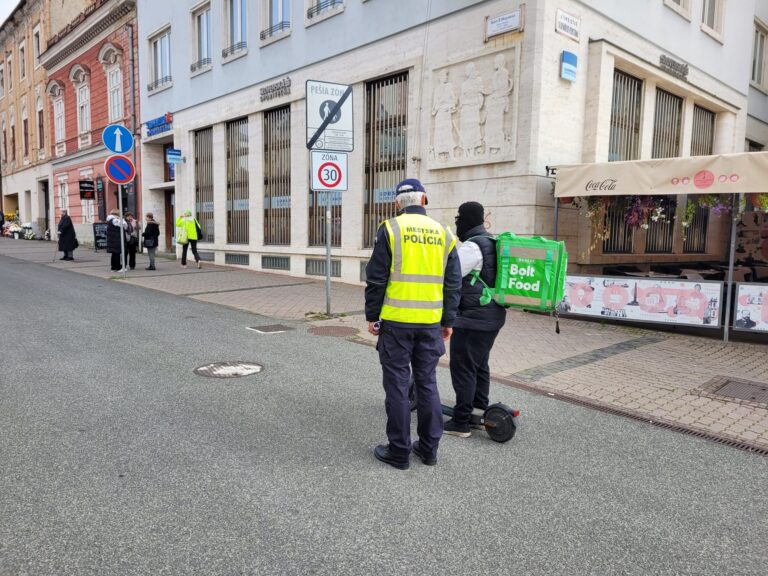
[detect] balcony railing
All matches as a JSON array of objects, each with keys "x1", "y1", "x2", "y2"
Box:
[
  {"x1": 222, "y1": 41, "x2": 247, "y2": 58},
  {"x1": 190, "y1": 57, "x2": 212, "y2": 73},
  {"x1": 260, "y1": 21, "x2": 290, "y2": 40},
  {"x1": 307, "y1": 0, "x2": 343, "y2": 19},
  {"x1": 147, "y1": 75, "x2": 172, "y2": 92}
]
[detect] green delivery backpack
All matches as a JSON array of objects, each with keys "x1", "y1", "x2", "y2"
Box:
[{"x1": 470, "y1": 232, "x2": 568, "y2": 327}]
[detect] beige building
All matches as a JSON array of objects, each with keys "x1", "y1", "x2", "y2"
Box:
[{"x1": 0, "y1": 0, "x2": 90, "y2": 234}]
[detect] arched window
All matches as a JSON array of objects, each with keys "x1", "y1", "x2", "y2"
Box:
[
  {"x1": 69, "y1": 65, "x2": 91, "y2": 138},
  {"x1": 99, "y1": 43, "x2": 124, "y2": 122},
  {"x1": 46, "y1": 80, "x2": 65, "y2": 144}
]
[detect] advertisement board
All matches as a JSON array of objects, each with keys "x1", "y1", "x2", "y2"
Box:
[
  {"x1": 733, "y1": 283, "x2": 768, "y2": 332},
  {"x1": 562, "y1": 275, "x2": 722, "y2": 328}
]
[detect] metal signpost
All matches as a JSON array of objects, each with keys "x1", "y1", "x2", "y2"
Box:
[
  {"x1": 306, "y1": 81, "x2": 353, "y2": 315},
  {"x1": 103, "y1": 124, "x2": 136, "y2": 278}
]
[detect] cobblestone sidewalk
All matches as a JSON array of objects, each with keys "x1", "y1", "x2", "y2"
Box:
[{"x1": 3, "y1": 239, "x2": 767, "y2": 452}]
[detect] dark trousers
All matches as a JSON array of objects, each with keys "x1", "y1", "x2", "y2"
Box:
[
  {"x1": 377, "y1": 323, "x2": 445, "y2": 460},
  {"x1": 449, "y1": 327, "x2": 500, "y2": 424},
  {"x1": 110, "y1": 252, "x2": 122, "y2": 271},
  {"x1": 124, "y1": 245, "x2": 137, "y2": 269},
  {"x1": 181, "y1": 240, "x2": 199, "y2": 266}
]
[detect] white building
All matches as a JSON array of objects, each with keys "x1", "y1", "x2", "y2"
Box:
[{"x1": 136, "y1": 0, "x2": 755, "y2": 282}]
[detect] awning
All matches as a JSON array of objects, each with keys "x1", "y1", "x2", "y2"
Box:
[{"x1": 554, "y1": 151, "x2": 768, "y2": 198}]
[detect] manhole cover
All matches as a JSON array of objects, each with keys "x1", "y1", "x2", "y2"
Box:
[
  {"x1": 309, "y1": 326, "x2": 358, "y2": 337},
  {"x1": 247, "y1": 324, "x2": 290, "y2": 334},
  {"x1": 714, "y1": 379, "x2": 768, "y2": 404},
  {"x1": 194, "y1": 362, "x2": 263, "y2": 378}
]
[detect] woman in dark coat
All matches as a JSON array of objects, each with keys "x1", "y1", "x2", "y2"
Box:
[
  {"x1": 106, "y1": 208, "x2": 126, "y2": 271},
  {"x1": 57, "y1": 210, "x2": 77, "y2": 260},
  {"x1": 142, "y1": 212, "x2": 160, "y2": 271}
]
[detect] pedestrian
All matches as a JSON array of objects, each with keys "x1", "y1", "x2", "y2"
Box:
[
  {"x1": 106, "y1": 208, "x2": 127, "y2": 271},
  {"x1": 57, "y1": 209, "x2": 78, "y2": 261},
  {"x1": 444, "y1": 201, "x2": 507, "y2": 437},
  {"x1": 175, "y1": 209, "x2": 203, "y2": 269},
  {"x1": 124, "y1": 212, "x2": 139, "y2": 270},
  {"x1": 142, "y1": 212, "x2": 160, "y2": 271},
  {"x1": 365, "y1": 178, "x2": 462, "y2": 469}
]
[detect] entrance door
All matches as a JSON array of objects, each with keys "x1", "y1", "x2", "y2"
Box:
[{"x1": 164, "y1": 190, "x2": 175, "y2": 251}]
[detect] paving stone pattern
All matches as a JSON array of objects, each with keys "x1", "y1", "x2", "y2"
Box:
[{"x1": 2, "y1": 239, "x2": 767, "y2": 450}]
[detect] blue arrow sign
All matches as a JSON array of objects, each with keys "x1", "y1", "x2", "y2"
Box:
[
  {"x1": 102, "y1": 124, "x2": 134, "y2": 154},
  {"x1": 104, "y1": 154, "x2": 136, "y2": 185}
]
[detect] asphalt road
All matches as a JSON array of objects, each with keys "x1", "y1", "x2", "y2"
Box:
[{"x1": 1, "y1": 254, "x2": 767, "y2": 576}]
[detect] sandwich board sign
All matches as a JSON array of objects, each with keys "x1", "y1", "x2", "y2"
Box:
[{"x1": 306, "y1": 80, "x2": 353, "y2": 152}]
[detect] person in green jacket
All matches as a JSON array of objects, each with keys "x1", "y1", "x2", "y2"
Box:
[{"x1": 176, "y1": 210, "x2": 203, "y2": 269}]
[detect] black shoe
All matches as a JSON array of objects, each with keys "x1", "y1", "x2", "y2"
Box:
[
  {"x1": 443, "y1": 419, "x2": 471, "y2": 438},
  {"x1": 374, "y1": 444, "x2": 409, "y2": 470},
  {"x1": 412, "y1": 441, "x2": 437, "y2": 466},
  {"x1": 145, "y1": 266, "x2": 155, "y2": 270}
]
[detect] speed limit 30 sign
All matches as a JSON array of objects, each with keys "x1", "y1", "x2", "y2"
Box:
[{"x1": 311, "y1": 151, "x2": 348, "y2": 191}]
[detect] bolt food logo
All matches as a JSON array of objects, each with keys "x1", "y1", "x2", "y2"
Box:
[{"x1": 507, "y1": 260, "x2": 541, "y2": 292}]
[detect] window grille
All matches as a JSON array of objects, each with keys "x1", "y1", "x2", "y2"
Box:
[
  {"x1": 194, "y1": 127, "x2": 214, "y2": 242},
  {"x1": 264, "y1": 105, "x2": 291, "y2": 245},
  {"x1": 309, "y1": 189, "x2": 341, "y2": 247},
  {"x1": 226, "y1": 118, "x2": 249, "y2": 244},
  {"x1": 645, "y1": 196, "x2": 676, "y2": 254},
  {"x1": 262, "y1": 255, "x2": 290, "y2": 270},
  {"x1": 683, "y1": 204, "x2": 708, "y2": 253},
  {"x1": 690, "y1": 105, "x2": 715, "y2": 157},
  {"x1": 225, "y1": 253, "x2": 249, "y2": 265},
  {"x1": 363, "y1": 71, "x2": 408, "y2": 247},
  {"x1": 608, "y1": 70, "x2": 642, "y2": 162},
  {"x1": 652, "y1": 89, "x2": 683, "y2": 159},
  {"x1": 602, "y1": 202, "x2": 634, "y2": 254},
  {"x1": 306, "y1": 258, "x2": 340, "y2": 277}
]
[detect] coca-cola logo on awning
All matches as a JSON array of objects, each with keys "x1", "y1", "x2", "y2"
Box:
[{"x1": 585, "y1": 179, "x2": 617, "y2": 191}]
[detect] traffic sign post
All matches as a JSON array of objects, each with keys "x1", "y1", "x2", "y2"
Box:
[
  {"x1": 102, "y1": 124, "x2": 134, "y2": 155},
  {"x1": 104, "y1": 154, "x2": 136, "y2": 278}
]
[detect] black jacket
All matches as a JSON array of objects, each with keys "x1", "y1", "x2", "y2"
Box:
[
  {"x1": 455, "y1": 224, "x2": 507, "y2": 332},
  {"x1": 106, "y1": 215, "x2": 124, "y2": 254},
  {"x1": 364, "y1": 206, "x2": 461, "y2": 328},
  {"x1": 57, "y1": 215, "x2": 77, "y2": 252},
  {"x1": 143, "y1": 221, "x2": 160, "y2": 243}
]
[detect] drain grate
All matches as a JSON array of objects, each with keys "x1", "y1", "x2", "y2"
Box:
[
  {"x1": 194, "y1": 362, "x2": 263, "y2": 378},
  {"x1": 714, "y1": 379, "x2": 768, "y2": 404},
  {"x1": 247, "y1": 324, "x2": 290, "y2": 334},
  {"x1": 309, "y1": 326, "x2": 358, "y2": 337}
]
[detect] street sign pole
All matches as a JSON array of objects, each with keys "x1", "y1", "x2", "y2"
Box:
[
  {"x1": 326, "y1": 191, "x2": 332, "y2": 316},
  {"x1": 118, "y1": 183, "x2": 126, "y2": 279}
]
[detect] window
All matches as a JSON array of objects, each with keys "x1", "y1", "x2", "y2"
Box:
[
  {"x1": 690, "y1": 105, "x2": 715, "y2": 157},
  {"x1": 82, "y1": 198, "x2": 95, "y2": 223},
  {"x1": 194, "y1": 127, "x2": 214, "y2": 242},
  {"x1": 33, "y1": 26, "x2": 41, "y2": 66},
  {"x1": 7, "y1": 56, "x2": 12, "y2": 91},
  {"x1": 652, "y1": 88, "x2": 683, "y2": 159},
  {"x1": 58, "y1": 180, "x2": 69, "y2": 212},
  {"x1": 149, "y1": 30, "x2": 172, "y2": 91},
  {"x1": 1, "y1": 121, "x2": 6, "y2": 162},
  {"x1": 263, "y1": 106, "x2": 291, "y2": 245},
  {"x1": 608, "y1": 70, "x2": 643, "y2": 162},
  {"x1": 108, "y1": 67, "x2": 123, "y2": 121},
  {"x1": 748, "y1": 139, "x2": 764, "y2": 152},
  {"x1": 36, "y1": 98, "x2": 44, "y2": 150},
  {"x1": 22, "y1": 107, "x2": 28, "y2": 158},
  {"x1": 363, "y1": 72, "x2": 408, "y2": 247},
  {"x1": 193, "y1": 5, "x2": 212, "y2": 71},
  {"x1": 752, "y1": 22, "x2": 767, "y2": 88},
  {"x1": 77, "y1": 84, "x2": 90, "y2": 134},
  {"x1": 54, "y1": 98, "x2": 65, "y2": 142},
  {"x1": 19, "y1": 42, "x2": 25, "y2": 80},
  {"x1": 224, "y1": 0, "x2": 247, "y2": 56},
  {"x1": 226, "y1": 118, "x2": 249, "y2": 244},
  {"x1": 10, "y1": 119, "x2": 15, "y2": 162},
  {"x1": 307, "y1": 0, "x2": 344, "y2": 20},
  {"x1": 701, "y1": 0, "x2": 723, "y2": 36},
  {"x1": 262, "y1": 0, "x2": 290, "y2": 39},
  {"x1": 0, "y1": 64, "x2": 4, "y2": 98}
]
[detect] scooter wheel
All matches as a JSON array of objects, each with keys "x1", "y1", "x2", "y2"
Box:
[{"x1": 484, "y1": 405, "x2": 516, "y2": 443}]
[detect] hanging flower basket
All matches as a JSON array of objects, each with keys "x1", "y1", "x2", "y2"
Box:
[{"x1": 748, "y1": 193, "x2": 768, "y2": 211}]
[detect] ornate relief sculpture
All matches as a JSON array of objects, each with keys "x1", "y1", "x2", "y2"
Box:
[
  {"x1": 485, "y1": 54, "x2": 513, "y2": 155},
  {"x1": 431, "y1": 69, "x2": 457, "y2": 161},
  {"x1": 458, "y1": 63, "x2": 485, "y2": 158}
]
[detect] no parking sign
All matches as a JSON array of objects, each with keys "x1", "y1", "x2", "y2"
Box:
[{"x1": 311, "y1": 151, "x2": 348, "y2": 191}]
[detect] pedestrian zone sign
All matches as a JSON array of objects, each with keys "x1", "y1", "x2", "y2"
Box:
[
  {"x1": 306, "y1": 80, "x2": 353, "y2": 152},
  {"x1": 311, "y1": 151, "x2": 348, "y2": 191},
  {"x1": 102, "y1": 124, "x2": 133, "y2": 154}
]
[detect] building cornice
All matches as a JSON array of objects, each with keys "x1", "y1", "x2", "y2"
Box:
[{"x1": 40, "y1": 0, "x2": 135, "y2": 71}]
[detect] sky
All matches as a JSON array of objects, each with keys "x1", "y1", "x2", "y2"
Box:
[{"x1": 0, "y1": 0, "x2": 16, "y2": 27}]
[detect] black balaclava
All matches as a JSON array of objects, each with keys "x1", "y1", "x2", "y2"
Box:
[{"x1": 455, "y1": 201, "x2": 485, "y2": 240}]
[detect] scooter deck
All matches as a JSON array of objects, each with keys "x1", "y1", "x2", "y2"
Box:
[{"x1": 441, "y1": 404, "x2": 485, "y2": 426}]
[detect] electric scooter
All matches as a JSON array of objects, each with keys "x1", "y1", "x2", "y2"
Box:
[{"x1": 408, "y1": 377, "x2": 519, "y2": 443}]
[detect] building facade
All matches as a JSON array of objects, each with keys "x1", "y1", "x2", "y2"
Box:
[
  {"x1": 136, "y1": 0, "x2": 755, "y2": 282},
  {"x1": 748, "y1": 1, "x2": 768, "y2": 151},
  {"x1": 40, "y1": 0, "x2": 141, "y2": 242}
]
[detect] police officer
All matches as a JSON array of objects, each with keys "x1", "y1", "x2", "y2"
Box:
[
  {"x1": 365, "y1": 178, "x2": 462, "y2": 469},
  {"x1": 444, "y1": 201, "x2": 507, "y2": 437}
]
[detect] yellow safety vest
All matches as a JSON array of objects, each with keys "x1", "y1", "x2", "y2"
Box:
[{"x1": 380, "y1": 213, "x2": 456, "y2": 324}]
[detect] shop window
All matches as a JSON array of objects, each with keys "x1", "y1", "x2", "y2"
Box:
[
  {"x1": 363, "y1": 71, "x2": 408, "y2": 247},
  {"x1": 194, "y1": 127, "x2": 214, "y2": 242},
  {"x1": 602, "y1": 203, "x2": 635, "y2": 254},
  {"x1": 226, "y1": 117, "x2": 249, "y2": 244},
  {"x1": 263, "y1": 105, "x2": 291, "y2": 245},
  {"x1": 608, "y1": 70, "x2": 642, "y2": 162}
]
